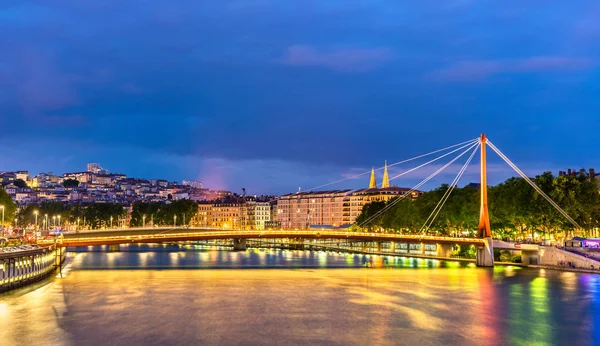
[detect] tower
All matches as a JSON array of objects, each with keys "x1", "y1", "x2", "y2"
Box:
[
  {"x1": 478, "y1": 134, "x2": 491, "y2": 238},
  {"x1": 476, "y1": 133, "x2": 494, "y2": 267},
  {"x1": 369, "y1": 167, "x2": 377, "y2": 188},
  {"x1": 381, "y1": 161, "x2": 390, "y2": 188}
]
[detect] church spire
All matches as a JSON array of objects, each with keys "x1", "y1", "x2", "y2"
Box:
[
  {"x1": 369, "y1": 167, "x2": 377, "y2": 188},
  {"x1": 381, "y1": 161, "x2": 390, "y2": 188}
]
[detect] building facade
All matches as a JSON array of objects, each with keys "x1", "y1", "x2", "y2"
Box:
[
  {"x1": 277, "y1": 190, "x2": 352, "y2": 229},
  {"x1": 277, "y1": 162, "x2": 421, "y2": 229},
  {"x1": 182, "y1": 180, "x2": 203, "y2": 189}
]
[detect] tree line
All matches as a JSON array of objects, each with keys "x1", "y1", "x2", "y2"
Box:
[
  {"x1": 13, "y1": 199, "x2": 199, "y2": 229},
  {"x1": 18, "y1": 202, "x2": 125, "y2": 229},
  {"x1": 355, "y1": 172, "x2": 600, "y2": 241},
  {"x1": 129, "y1": 200, "x2": 198, "y2": 227}
]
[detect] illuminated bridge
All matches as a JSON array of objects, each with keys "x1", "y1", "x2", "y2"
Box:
[
  {"x1": 38, "y1": 134, "x2": 581, "y2": 266},
  {"x1": 39, "y1": 227, "x2": 485, "y2": 260}
]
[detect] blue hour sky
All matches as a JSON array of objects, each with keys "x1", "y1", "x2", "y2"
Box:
[{"x1": 1, "y1": 1, "x2": 600, "y2": 194}]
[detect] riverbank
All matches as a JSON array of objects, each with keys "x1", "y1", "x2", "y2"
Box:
[{"x1": 0, "y1": 246, "x2": 66, "y2": 293}]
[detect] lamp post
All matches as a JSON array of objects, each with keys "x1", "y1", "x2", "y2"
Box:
[
  {"x1": 183, "y1": 213, "x2": 186, "y2": 227},
  {"x1": 174, "y1": 215, "x2": 177, "y2": 227},
  {"x1": 52, "y1": 216, "x2": 56, "y2": 229},
  {"x1": 57, "y1": 215, "x2": 61, "y2": 229},
  {"x1": 110, "y1": 216, "x2": 113, "y2": 229},
  {"x1": 0, "y1": 205, "x2": 4, "y2": 237},
  {"x1": 45, "y1": 214, "x2": 48, "y2": 232},
  {"x1": 143, "y1": 215, "x2": 146, "y2": 228},
  {"x1": 34, "y1": 211, "x2": 39, "y2": 242},
  {"x1": 77, "y1": 218, "x2": 80, "y2": 230}
]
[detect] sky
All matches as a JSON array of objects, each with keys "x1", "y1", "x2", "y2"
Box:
[{"x1": 1, "y1": 0, "x2": 600, "y2": 195}]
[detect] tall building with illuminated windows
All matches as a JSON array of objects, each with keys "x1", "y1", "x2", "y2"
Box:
[{"x1": 277, "y1": 162, "x2": 422, "y2": 229}]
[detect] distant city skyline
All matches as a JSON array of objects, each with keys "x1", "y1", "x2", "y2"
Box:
[{"x1": 0, "y1": 154, "x2": 591, "y2": 196}]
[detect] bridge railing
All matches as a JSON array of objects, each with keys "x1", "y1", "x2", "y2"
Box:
[{"x1": 38, "y1": 228, "x2": 485, "y2": 246}]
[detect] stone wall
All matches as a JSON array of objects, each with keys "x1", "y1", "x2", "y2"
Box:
[{"x1": 539, "y1": 247, "x2": 600, "y2": 270}]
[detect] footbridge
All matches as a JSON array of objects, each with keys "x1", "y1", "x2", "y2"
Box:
[
  {"x1": 39, "y1": 227, "x2": 485, "y2": 260},
  {"x1": 37, "y1": 134, "x2": 583, "y2": 267}
]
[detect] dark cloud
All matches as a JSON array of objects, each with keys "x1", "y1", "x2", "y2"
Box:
[{"x1": 1, "y1": 1, "x2": 600, "y2": 193}]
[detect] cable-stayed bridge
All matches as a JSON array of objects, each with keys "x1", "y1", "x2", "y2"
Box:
[{"x1": 36, "y1": 134, "x2": 583, "y2": 267}]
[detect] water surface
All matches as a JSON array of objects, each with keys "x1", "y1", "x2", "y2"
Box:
[{"x1": 1, "y1": 245, "x2": 598, "y2": 345}]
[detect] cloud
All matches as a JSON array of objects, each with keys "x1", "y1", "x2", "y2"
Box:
[
  {"x1": 279, "y1": 45, "x2": 394, "y2": 72},
  {"x1": 0, "y1": 48, "x2": 79, "y2": 115},
  {"x1": 427, "y1": 56, "x2": 596, "y2": 81},
  {"x1": 425, "y1": 60, "x2": 503, "y2": 81}
]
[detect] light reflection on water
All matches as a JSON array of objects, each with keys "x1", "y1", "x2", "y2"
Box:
[
  {"x1": 0, "y1": 245, "x2": 598, "y2": 346},
  {"x1": 67, "y1": 244, "x2": 459, "y2": 270}
]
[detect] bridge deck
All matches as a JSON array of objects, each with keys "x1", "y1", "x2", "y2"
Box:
[{"x1": 39, "y1": 228, "x2": 485, "y2": 247}]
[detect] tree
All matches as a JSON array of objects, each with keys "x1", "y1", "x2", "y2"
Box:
[
  {"x1": 354, "y1": 201, "x2": 387, "y2": 231},
  {"x1": 354, "y1": 172, "x2": 599, "y2": 242},
  {"x1": 63, "y1": 179, "x2": 80, "y2": 188},
  {"x1": 0, "y1": 188, "x2": 18, "y2": 227},
  {"x1": 130, "y1": 200, "x2": 198, "y2": 227},
  {"x1": 13, "y1": 179, "x2": 27, "y2": 188},
  {"x1": 84, "y1": 203, "x2": 124, "y2": 229}
]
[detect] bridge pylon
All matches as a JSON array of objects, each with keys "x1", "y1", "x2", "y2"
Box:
[{"x1": 476, "y1": 134, "x2": 494, "y2": 267}]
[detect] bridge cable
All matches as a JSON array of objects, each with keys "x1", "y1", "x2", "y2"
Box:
[
  {"x1": 306, "y1": 138, "x2": 478, "y2": 191},
  {"x1": 357, "y1": 141, "x2": 480, "y2": 228},
  {"x1": 378, "y1": 140, "x2": 479, "y2": 187},
  {"x1": 486, "y1": 140, "x2": 582, "y2": 229},
  {"x1": 420, "y1": 143, "x2": 480, "y2": 233},
  {"x1": 358, "y1": 142, "x2": 478, "y2": 228}
]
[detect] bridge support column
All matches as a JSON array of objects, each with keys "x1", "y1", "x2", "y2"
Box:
[
  {"x1": 437, "y1": 244, "x2": 453, "y2": 258},
  {"x1": 233, "y1": 238, "x2": 247, "y2": 251},
  {"x1": 108, "y1": 244, "x2": 121, "y2": 252},
  {"x1": 521, "y1": 250, "x2": 539, "y2": 265},
  {"x1": 476, "y1": 237, "x2": 494, "y2": 267}
]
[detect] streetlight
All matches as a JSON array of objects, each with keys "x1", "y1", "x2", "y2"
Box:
[
  {"x1": 143, "y1": 215, "x2": 146, "y2": 228},
  {"x1": 34, "y1": 211, "x2": 39, "y2": 242},
  {"x1": 52, "y1": 216, "x2": 56, "y2": 228},
  {"x1": 77, "y1": 218, "x2": 80, "y2": 230},
  {"x1": 45, "y1": 214, "x2": 48, "y2": 231},
  {"x1": 174, "y1": 215, "x2": 177, "y2": 227},
  {"x1": 110, "y1": 216, "x2": 113, "y2": 229},
  {"x1": 57, "y1": 215, "x2": 61, "y2": 229},
  {"x1": 0, "y1": 205, "x2": 4, "y2": 237}
]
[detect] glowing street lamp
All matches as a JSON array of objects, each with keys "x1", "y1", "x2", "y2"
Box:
[
  {"x1": 143, "y1": 215, "x2": 146, "y2": 228},
  {"x1": 0, "y1": 205, "x2": 4, "y2": 237},
  {"x1": 57, "y1": 215, "x2": 61, "y2": 228},
  {"x1": 110, "y1": 216, "x2": 113, "y2": 229},
  {"x1": 52, "y1": 216, "x2": 56, "y2": 228},
  {"x1": 174, "y1": 215, "x2": 177, "y2": 227},
  {"x1": 34, "y1": 211, "x2": 39, "y2": 242}
]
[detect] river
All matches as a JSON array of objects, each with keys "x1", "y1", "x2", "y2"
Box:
[{"x1": 1, "y1": 244, "x2": 599, "y2": 345}]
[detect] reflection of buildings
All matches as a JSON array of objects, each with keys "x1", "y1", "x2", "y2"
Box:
[{"x1": 277, "y1": 162, "x2": 422, "y2": 229}]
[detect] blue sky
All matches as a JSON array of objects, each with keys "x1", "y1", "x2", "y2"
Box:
[{"x1": 1, "y1": 1, "x2": 600, "y2": 194}]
